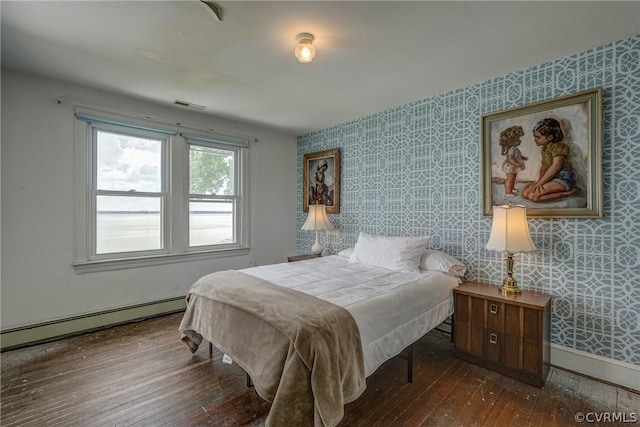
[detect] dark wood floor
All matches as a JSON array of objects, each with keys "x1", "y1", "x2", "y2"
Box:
[{"x1": 1, "y1": 313, "x2": 638, "y2": 426}]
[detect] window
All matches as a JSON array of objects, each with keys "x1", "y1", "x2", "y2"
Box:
[
  {"x1": 73, "y1": 110, "x2": 250, "y2": 272},
  {"x1": 187, "y1": 140, "x2": 239, "y2": 249},
  {"x1": 93, "y1": 126, "x2": 168, "y2": 256}
]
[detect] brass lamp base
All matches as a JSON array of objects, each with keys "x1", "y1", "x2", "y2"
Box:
[
  {"x1": 499, "y1": 252, "x2": 522, "y2": 296},
  {"x1": 499, "y1": 278, "x2": 522, "y2": 296}
]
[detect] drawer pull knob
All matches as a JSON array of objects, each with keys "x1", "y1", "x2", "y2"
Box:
[
  {"x1": 489, "y1": 333, "x2": 498, "y2": 344},
  {"x1": 490, "y1": 303, "x2": 498, "y2": 314}
]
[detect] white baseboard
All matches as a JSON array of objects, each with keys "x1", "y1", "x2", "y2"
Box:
[
  {"x1": 551, "y1": 343, "x2": 640, "y2": 392},
  {"x1": 1, "y1": 297, "x2": 186, "y2": 351}
]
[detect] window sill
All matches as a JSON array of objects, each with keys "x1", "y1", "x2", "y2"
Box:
[{"x1": 72, "y1": 247, "x2": 251, "y2": 274}]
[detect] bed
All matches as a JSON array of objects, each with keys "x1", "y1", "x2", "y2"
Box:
[{"x1": 179, "y1": 234, "x2": 465, "y2": 427}]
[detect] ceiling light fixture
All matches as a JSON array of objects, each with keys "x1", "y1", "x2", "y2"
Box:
[{"x1": 294, "y1": 33, "x2": 316, "y2": 63}]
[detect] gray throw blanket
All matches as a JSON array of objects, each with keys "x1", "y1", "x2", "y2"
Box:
[{"x1": 179, "y1": 270, "x2": 366, "y2": 427}]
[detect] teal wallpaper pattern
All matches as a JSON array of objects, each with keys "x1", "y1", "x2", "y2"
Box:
[{"x1": 297, "y1": 35, "x2": 640, "y2": 365}]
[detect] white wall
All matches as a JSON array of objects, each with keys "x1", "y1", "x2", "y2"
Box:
[{"x1": 1, "y1": 69, "x2": 298, "y2": 329}]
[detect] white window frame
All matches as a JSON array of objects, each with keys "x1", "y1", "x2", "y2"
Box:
[
  {"x1": 184, "y1": 138, "x2": 244, "y2": 252},
  {"x1": 72, "y1": 108, "x2": 250, "y2": 273},
  {"x1": 90, "y1": 123, "x2": 170, "y2": 259}
]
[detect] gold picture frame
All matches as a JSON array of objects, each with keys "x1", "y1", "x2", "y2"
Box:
[
  {"x1": 481, "y1": 88, "x2": 603, "y2": 218},
  {"x1": 303, "y1": 148, "x2": 341, "y2": 214}
]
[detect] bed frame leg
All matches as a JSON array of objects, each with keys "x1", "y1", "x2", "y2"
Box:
[
  {"x1": 450, "y1": 313, "x2": 455, "y2": 343},
  {"x1": 407, "y1": 343, "x2": 413, "y2": 383},
  {"x1": 398, "y1": 342, "x2": 414, "y2": 383},
  {"x1": 207, "y1": 340, "x2": 253, "y2": 388},
  {"x1": 246, "y1": 373, "x2": 253, "y2": 388}
]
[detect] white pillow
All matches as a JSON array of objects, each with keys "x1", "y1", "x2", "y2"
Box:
[
  {"x1": 336, "y1": 247, "x2": 354, "y2": 258},
  {"x1": 419, "y1": 249, "x2": 466, "y2": 277},
  {"x1": 349, "y1": 233, "x2": 429, "y2": 272}
]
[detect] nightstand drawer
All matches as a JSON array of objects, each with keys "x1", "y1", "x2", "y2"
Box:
[
  {"x1": 486, "y1": 299, "x2": 504, "y2": 330},
  {"x1": 486, "y1": 329, "x2": 501, "y2": 362}
]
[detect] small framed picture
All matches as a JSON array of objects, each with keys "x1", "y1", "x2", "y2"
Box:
[
  {"x1": 481, "y1": 88, "x2": 603, "y2": 218},
  {"x1": 303, "y1": 148, "x2": 341, "y2": 214}
]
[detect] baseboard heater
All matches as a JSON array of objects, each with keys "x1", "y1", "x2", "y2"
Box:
[{"x1": 1, "y1": 296, "x2": 186, "y2": 352}]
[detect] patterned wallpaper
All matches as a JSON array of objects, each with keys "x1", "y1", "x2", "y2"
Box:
[{"x1": 297, "y1": 35, "x2": 640, "y2": 365}]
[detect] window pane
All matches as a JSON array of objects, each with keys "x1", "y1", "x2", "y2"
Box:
[
  {"x1": 189, "y1": 201, "x2": 233, "y2": 247},
  {"x1": 96, "y1": 196, "x2": 162, "y2": 254},
  {"x1": 189, "y1": 145, "x2": 234, "y2": 195},
  {"x1": 96, "y1": 130, "x2": 162, "y2": 192}
]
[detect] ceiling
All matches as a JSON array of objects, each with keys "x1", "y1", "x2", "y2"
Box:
[{"x1": 2, "y1": 1, "x2": 639, "y2": 136}]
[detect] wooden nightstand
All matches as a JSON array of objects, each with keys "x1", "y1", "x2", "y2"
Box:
[
  {"x1": 287, "y1": 254, "x2": 321, "y2": 262},
  {"x1": 453, "y1": 281, "x2": 551, "y2": 387}
]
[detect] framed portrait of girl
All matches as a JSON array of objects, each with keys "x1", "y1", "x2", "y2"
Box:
[
  {"x1": 481, "y1": 88, "x2": 603, "y2": 218},
  {"x1": 302, "y1": 149, "x2": 341, "y2": 214}
]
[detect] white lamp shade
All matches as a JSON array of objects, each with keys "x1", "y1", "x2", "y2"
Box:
[
  {"x1": 301, "y1": 204, "x2": 334, "y2": 231},
  {"x1": 486, "y1": 205, "x2": 536, "y2": 253}
]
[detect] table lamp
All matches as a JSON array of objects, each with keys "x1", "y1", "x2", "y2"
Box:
[
  {"x1": 486, "y1": 204, "x2": 536, "y2": 295},
  {"x1": 301, "y1": 204, "x2": 334, "y2": 255}
]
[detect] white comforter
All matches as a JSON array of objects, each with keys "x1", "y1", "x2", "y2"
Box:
[{"x1": 242, "y1": 255, "x2": 459, "y2": 376}]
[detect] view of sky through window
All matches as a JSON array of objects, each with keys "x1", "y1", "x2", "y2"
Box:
[{"x1": 96, "y1": 130, "x2": 162, "y2": 212}]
